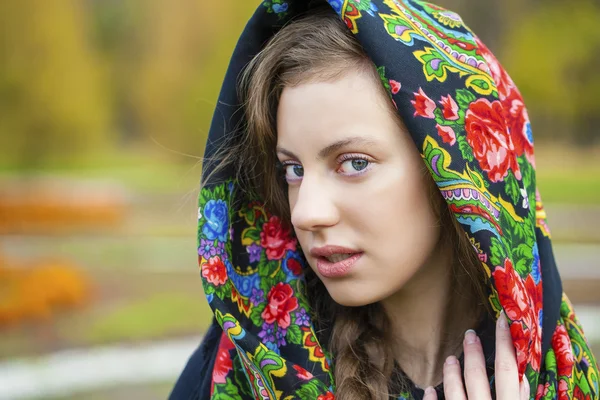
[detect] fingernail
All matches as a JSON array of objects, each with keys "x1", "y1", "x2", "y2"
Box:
[
  {"x1": 465, "y1": 329, "x2": 477, "y2": 344},
  {"x1": 498, "y1": 310, "x2": 509, "y2": 330},
  {"x1": 445, "y1": 355, "x2": 458, "y2": 365},
  {"x1": 425, "y1": 386, "x2": 435, "y2": 395},
  {"x1": 522, "y1": 375, "x2": 530, "y2": 393}
]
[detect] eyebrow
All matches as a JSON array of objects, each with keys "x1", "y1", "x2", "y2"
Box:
[{"x1": 276, "y1": 136, "x2": 378, "y2": 160}]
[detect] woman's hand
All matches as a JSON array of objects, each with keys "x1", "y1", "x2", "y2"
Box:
[{"x1": 423, "y1": 311, "x2": 530, "y2": 400}]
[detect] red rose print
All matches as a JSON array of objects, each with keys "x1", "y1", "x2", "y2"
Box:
[
  {"x1": 476, "y1": 36, "x2": 515, "y2": 100},
  {"x1": 552, "y1": 324, "x2": 575, "y2": 377},
  {"x1": 202, "y1": 256, "x2": 227, "y2": 286},
  {"x1": 529, "y1": 321, "x2": 542, "y2": 372},
  {"x1": 435, "y1": 124, "x2": 456, "y2": 145},
  {"x1": 260, "y1": 216, "x2": 297, "y2": 260},
  {"x1": 389, "y1": 79, "x2": 401, "y2": 94},
  {"x1": 318, "y1": 392, "x2": 335, "y2": 400},
  {"x1": 558, "y1": 379, "x2": 570, "y2": 400},
  {"x1": 286, "y1": 258, "x2": 303, "y2": 276},
  {"x1": 293, "y1": 364, "x2": 314, "y2": 380},
  {"x1": 524, "y1": 274, "x2": 543, "y2": 317},
  {"x1": 212, "y1": 334, "x2": 235, "y2": 384},
  {"x1": 411, "y1": 87, "x2": 436, "y2": 119},
  {"x1": 465, "y1": 98, "x2": 521, "y2": 182},
  {"x1": 261, "y1": 282, "x2": 298, "y2": 328},
  {"x1": 440, "y1": 95, "x2": 459, "y2": 120},
  {"x1": 536, "y1": 382, "x2": 550, "y2": 400},
  {"x1": 492, "y1": 258, "x2": 528, "y2": 321},
  {"x1": 510, "y1": 321, "x2": 529, "y2": 373},
  {"x1": 492, "y1": 257, "x2": 543, "y2": 373},
  {"x1": 503, "y1": 87, "x2": 534, "y2": 161},
  {"x1": 574, "y1": 386, "x2": 591, "y2": 400}
]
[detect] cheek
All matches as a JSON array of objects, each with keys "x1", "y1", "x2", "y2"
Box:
[
  {"x1": 348, "y1": 164, "x2": 440, "y2": 257},
  {"x1": 293, "y1": 227, "x2": 311, "y2": 255}
]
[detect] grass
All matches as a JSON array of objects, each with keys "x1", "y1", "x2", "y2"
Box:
[
  {"x1": 0, "y1": 270, "x2": 213, "y2": 360},
  {"x1": 81, "y1": 292, "x2": 212, "y2": 344},
  {"x1": 0, "y1": 147, "x2": 203, "y2": 194},
  {"x1": 535, "y1": 142, "x2": 600, "y2": 205},
  {"x1": 537, "y1": 170, "x2": 600, "y2": 205}
]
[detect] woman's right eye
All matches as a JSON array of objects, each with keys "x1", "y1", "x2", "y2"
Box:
[{"x1": 283, "y1": 163, "x2": 303, "y2": 182}]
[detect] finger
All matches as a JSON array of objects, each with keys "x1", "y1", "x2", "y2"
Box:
[
  {"x1": 520, "y1": 374, "x2": 530, "y2": 400},
  {"x1": 463, "y1": 329, "x2": 492, "y2": 400},
  {"x1": 495, "y1": 311, "x2": 520, "y2": 400},
  {"x1": 443, "y1": 356, "x2": 467, "y2": 400},
  {"x1": 423, "y1": 386, "x2": 438, "y2": 400}
]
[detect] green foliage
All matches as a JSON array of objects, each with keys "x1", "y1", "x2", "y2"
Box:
[
  {"x1": 454, "y1": 88, "x2": 476, "y2": 110},
  {"x1": 504, "y1": 171, "x2": 521, "y2": 205},
  {"x1": 287, "y1": 324, "x2": 302, "y2": 344},
  {"x1": 250, "y1": 302, "x2": 266, "y2": 326},
  {"x1": 489, "y1": 236, "x2": 507, "y2": 267},
  {"x1": 296, "y1": 381, "x2": 324, "y2": 400},
  {"x1": 212, "y1": 378, "x2": 242, "y2": 400}
]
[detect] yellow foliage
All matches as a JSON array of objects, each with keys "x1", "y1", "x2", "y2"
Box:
[{"x1": 0, "y1": 182, "x2": 126, "y2": 234}]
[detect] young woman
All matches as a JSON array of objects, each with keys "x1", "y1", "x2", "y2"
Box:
[{"x1": 171, "y1": 1, "x2": 598, "y2": 399}]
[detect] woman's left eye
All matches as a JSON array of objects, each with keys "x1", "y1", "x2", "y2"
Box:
[{"x1": 338, "y1": 157, "x2": 372, "y2": 175}]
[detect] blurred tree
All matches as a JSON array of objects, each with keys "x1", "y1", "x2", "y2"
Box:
[
  {"x1": 89, "y1": 0, "x2": 259, "y2": 159},
  {"x1": 0, "y1": 0, "x2": 111, "y2": 169},
  {"x1": 499, "y1": 0, "x2": 600, "y2": 144},
  {"x1": 1, "y1": 0, "x2": 598, "y2": 170}
]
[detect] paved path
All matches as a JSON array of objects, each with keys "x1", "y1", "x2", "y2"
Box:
[{"x1": 1, "y1": 305, "x2": 599, "y2": 400}]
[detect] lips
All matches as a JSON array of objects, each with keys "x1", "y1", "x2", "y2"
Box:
[
  {"x1": 310, "y1": 245, "x2": 363, "y2": 278},
  {"x1": 315, "y1": 253, "x2": 362, "y2": 278}
]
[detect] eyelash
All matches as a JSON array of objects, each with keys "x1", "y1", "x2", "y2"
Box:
[
  {"x1": 277, "y1": 153, "x2": 374, "y2": 183},
  {"x1": 337, "y1": 153, "x2": 373, "y2": 176}
]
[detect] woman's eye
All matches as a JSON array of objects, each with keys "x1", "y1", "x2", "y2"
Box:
[
  {"x1": 339, "y1": 158, "x2": 370, "y2": 174},
  {"x1": 283, "y1": 164, "x2": 304, "y2": 180}
]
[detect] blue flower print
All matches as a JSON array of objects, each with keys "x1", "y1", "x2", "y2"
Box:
[
  {"x1": 275, "y1": 328, "x2": 287, "y2": 346},
  {"x1": 326, "y1": 0, "x2": 343, "y2": 14},
  {"x1": 531, "y1": 242, "x2": 541, "y2": 284},
  {"x1": 295, "y1": 308, "x2": 310, "y2": 327},
  {"x1": 250, "y1": 287, "x2": 264, "y2": 306},
  {"x1": 198, "y1": 238, "x2": 217, "y2": 259},
  {"x1": 259, "y1": 322, "x2": 279, "y2": 353},
  {"x1": 247, "y1": 243, "x2": 262, "y2": 263},
  {"x1": 272, "y1": 2, "x2": 288, "y2": 14},
  {"x1": 525, "y1": 122, "x2": 534, "y2": 144},
  {"x1": 202, "y1": 199, "x2": 229, "y2": 242}
]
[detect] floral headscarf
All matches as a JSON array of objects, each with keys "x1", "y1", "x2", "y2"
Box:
[{"x1": 194, "y1": 1, "x2": 599, "y2": 399}]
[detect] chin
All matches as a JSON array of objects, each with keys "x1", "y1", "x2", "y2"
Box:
[{"x1": 324, "y1": 281, "x2": 383, "y2": 307}]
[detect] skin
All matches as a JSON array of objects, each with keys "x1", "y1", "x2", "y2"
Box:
[
  {"x1": 424, "y1": 312, "x2": 529, "y2": 400},
  {"x1": 277, "y1": 69, "x2": 460, "y2": 386},
  {"x1": 275, "y1": 69, "x2": 523, "y2": 394}
]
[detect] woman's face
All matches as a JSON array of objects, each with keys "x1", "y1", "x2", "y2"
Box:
[{"x1": 276, "y1": 69, "x2": 445, "y2": 307}]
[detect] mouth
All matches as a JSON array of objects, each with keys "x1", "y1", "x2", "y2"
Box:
[
  {"x1": 324, "y1": 253, "x2": 355, "y2": 263},
  {"x1": 314, "y1": 252, "x2": 363, "y2": 278}
]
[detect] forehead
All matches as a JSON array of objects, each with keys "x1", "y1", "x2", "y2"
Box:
[{"x1": 275, "y1": 71, "x2": 400, "y2": 150}]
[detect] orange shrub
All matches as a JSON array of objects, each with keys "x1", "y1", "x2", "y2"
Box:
[{"x1": 0, "y1": 255, "x2": 92, "y2": 327}]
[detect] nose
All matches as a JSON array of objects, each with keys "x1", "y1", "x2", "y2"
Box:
[{"x1": 290, "y1": 175, "x2": 339, "y2": 232}]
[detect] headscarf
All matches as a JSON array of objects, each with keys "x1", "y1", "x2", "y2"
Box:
[{"x1": 192, "y1": 1, "x2": 599, "y2": 399}]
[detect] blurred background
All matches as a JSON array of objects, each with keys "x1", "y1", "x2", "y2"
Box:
[{"x1": 0, "y1": 0, "x2": 598, "y2": 399}]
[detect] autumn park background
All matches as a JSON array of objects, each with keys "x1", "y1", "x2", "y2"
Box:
[{"x1": 0, "y1": 0, "x2": 599, "y2": 399}]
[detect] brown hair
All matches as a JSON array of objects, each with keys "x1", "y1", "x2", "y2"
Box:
[{"x1": 211, "y1": 4, "x2": 490, "y2": 399}]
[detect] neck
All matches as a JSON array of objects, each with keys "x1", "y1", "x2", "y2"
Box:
[{"x1": 381, "y1": 236, "x2": 480, "y2": 389}]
